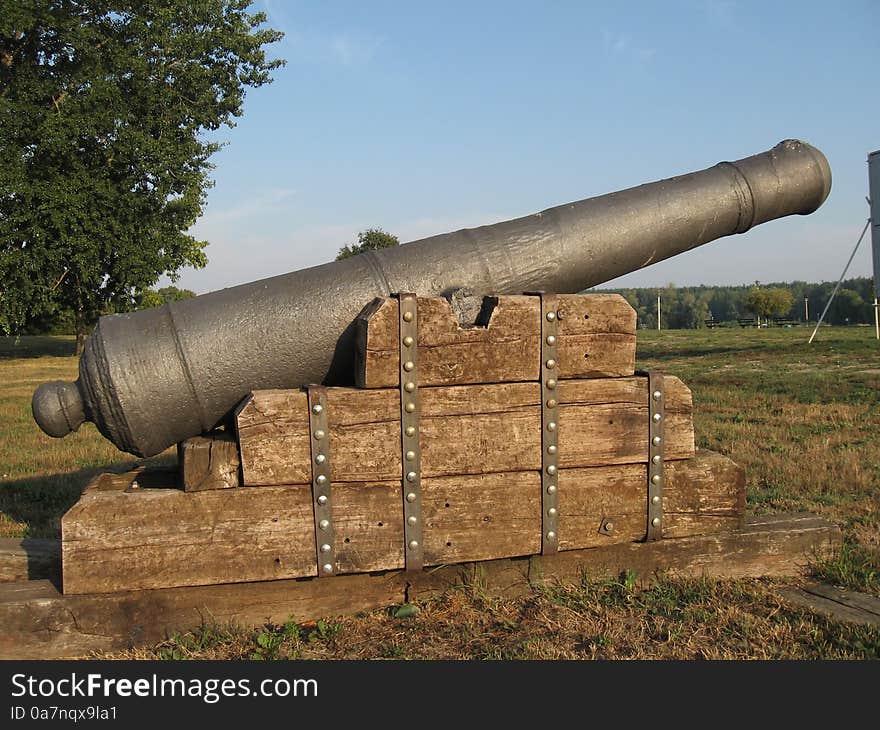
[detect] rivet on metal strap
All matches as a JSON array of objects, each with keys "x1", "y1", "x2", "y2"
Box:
[
  {"x1": 396, "y1": 293, "x2": 423, "y2": 571},
  {"x1": 645, "y1": 371, "x2": 665, "y2": 541},
  {"x1": 307, "y1": 385, "x2": 335, "y2": 576},
  {"x1": 538, "y1": 293, "x2": 560, "y2": 554}
]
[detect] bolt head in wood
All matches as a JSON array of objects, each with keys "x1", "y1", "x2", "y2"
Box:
[
  {"x1": 548, "y1": 507, "x2": 557, "y2": 517},
  {"x1": 403, "y1": 335, "x2": 414, "y2": 347},
  {"x1": 652, "y1": 436, "x2": 662, "y2": 446},
  {"x1": 547, "y1": 484, "x2": 557, "y2": 495},
  {"x1": 406, "y1": 492, "x2": 417, "y2": 503},
  {"x1": 546, "y1": 311, "x2": 556, "y2": 322},
  {"x1": 407, "y1": 515, "x2": 418, "y2": 526},
  {"x1": 547, "y1": 421, "x2": 557, "y2": 432},
  {"x1": 406, "y1": 471, "x2": 417, "y2": 482},
  {"x1": 319, "y1": 519, "x2": 330, "y2": 530},
  {"x1": 546, "y1": 378, "x2": 557, "y2": 389},
  {"x1": 323, "y1": 563, "x2": 333, "y2": 574},
  {"x1": 651, "y1": 495, "x2": 661, "y2": 505},
  {"x1": 547, "y1": 444, "x2": 557, "y2": 455},
  {"x1": 313, "y1": 429, "x2": 326, "y2": 440},
  {"x1": 546, "y1": 399, "x2": 557, "y2": 408},
  {"x1": 546, "y1": 464, "x2": 557, "y2": 476},
  {"x1": 605, "y1": 521, "x2": 614, "y2": 531},
  {"x1": 546, "y1": 359, "x2": 556, "y2": 369},
  {"x1": 652, "y1": 455, "x2": 662, "y2": 464},
  {"x1": 546, "y1": 531, "x2": 556, "y2": 540},
  {"x1": 315, "y1": 453, "x2": 326, "y2": 464},
  {"x1": 316, "y1": 474, "x2": 327, "y2": 486},
  {"x1": 651, "y1": 517, "x2": 661, "y2": 528},
  {"x1": 320, "y1": 543, "x2": 331, "y2": 553},
  {"x1": 652, "y1": 413, "x2": 662, "y2": 422},
  {"x1": 405, "y1": 450, "x2": 416, "y2": 461},
  {"x1": 404, "y1": 381, "x2": 416, "y2": 392},
  {"x1": 317, "y1": 495, "x2": 328, "y2": 506},
  {"x1": 312, "y1": 403, "x2": 323, "y2": 415},
  {"x1": 402, "y1": 311, "x2": 414, "y2": 322},
  {"x1": 651, "y1": 474, "x2": 662, "y2": 485},
  {"x1": 409, "y1": 540, "x2": 419, "y2": 550},
  {"x1": 403, "y1": 360, "x2": 415, "y2": 372},
  {"x1": 653, "y1": 390, "x2": 662, "y2": 400},
  {"x1": 405, "y1": 402, "x2": 416, "y2": 413},
  {"x1": 546, "y1": 335, "x2": 556, "y2": 346},
  {"x1": 405, "y1": 425, "x2": 416, "y2": 437}
]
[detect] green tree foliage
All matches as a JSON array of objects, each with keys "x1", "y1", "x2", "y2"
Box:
[
  {"x1": 0, "y1": 1, "x2": 284, "y2": 350},
  {"x1": 743, "y1": 287, "x2": 794, "y2": 324},
  {"x1": 136, "y1": 285, "x2": 196, "y2": 310},
  {"x1": 336, "y1": 228, "x2": 399, "y2": 261}
]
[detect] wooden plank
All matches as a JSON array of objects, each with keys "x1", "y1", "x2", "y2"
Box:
[
  {"x1": 1, "y1": 513, "x2": 839, "y2": 659},
  {"x1": 0, "y1": 538, "x2": 60, "y2": 583},
  {"x1": 62, "y1": 449, "x2": 736, "y2": 593},
  {"x1": 776, "y1": 585, "x2": 880, "y2": 626},
  {"x1": 412, "y1": 513, "x2": 843, "y2": 600},
  {"x1": 237, "y1": 375, "x2": 694, "y2": 487},
  {"x1": 355, "y1": 294, "x2": 636, "y2": 388},
  {"x1": 62, "y1": 475, "x2": 318, "y2": 594},
  {"x1": 178, "y1": 431, "x2": 240, "y2": 492},
  {"x1": 798, "y1": 582, "x2": 880, "y2": 618}
]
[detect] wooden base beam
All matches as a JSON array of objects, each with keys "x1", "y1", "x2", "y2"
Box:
[{"x1": 0, "y1": 513, "x2": 839, "y2": 659}]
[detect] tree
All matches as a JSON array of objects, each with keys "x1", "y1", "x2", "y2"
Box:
[
  {"x1": 336, "y1": 228, "x2": 399, "y2": 261},
  {"x1": 0, "y1": 1, "x2": 284, "y2": 351},
  {"x1": 135, "y1": 285, "x2": 196, "y2": 310},
  {"x1": 743, "y1": 286, "x2": 793, "y2": 325}
]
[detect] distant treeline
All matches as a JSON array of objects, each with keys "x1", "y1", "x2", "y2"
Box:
[{"x1": 597, "y1": 277, "x2": 876, "y2": 329}]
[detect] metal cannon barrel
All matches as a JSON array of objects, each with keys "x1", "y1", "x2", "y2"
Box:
[{"x1": 33, "y1": 139, "x2": 831, "y2": 457}]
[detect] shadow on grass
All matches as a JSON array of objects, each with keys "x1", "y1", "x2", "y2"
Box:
[
  {"x1": 0, "y1": 454, "x2": 176, "y2": 540},
  {"x1": 0, "y1": 336, "x2": 77, "y2": 359}
]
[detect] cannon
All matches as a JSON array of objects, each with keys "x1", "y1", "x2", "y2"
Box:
[{"x1": 32, "y1": 139, "x2": 831, "y2": 458}]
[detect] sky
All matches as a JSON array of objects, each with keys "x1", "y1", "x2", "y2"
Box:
[{"x1": 167, "y1": 0, "x2": 880, "y2": 295}]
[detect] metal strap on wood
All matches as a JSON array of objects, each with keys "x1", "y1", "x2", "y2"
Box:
[
  {"x1": 646, "y1": 370, "x2": 665, "y2": 541},
  {"x1": 539, "y1": 293, "x2": 560, "y2": 554},
  {"x1": 397, "y1": 293, "x2": 423, "y2": 571},
  {"x1": 307, "y1": 385, "x2": 336, "y2": 576}
]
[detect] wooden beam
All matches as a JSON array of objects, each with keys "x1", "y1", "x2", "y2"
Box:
[
  {"x1": 0, "y1": 538, "x2": 60, "y2": 583},
  {"x1": 355, "y1": 294, "x2": 637, "y2": 388},
  {"x1": 236, "y1": 376, "x2": 695, "y2": 487},
  {"x1": 177, "y1": 431, "x2": 240, "y2": 492},
  {"x1": 0, "y1": 513, "x2": 840, "y2": 659},
  {"x1": 62, "y1": 451, "x2": 739, "y2": 594}
]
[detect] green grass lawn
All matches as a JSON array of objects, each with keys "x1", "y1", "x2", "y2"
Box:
[{"x1": 1, "y1": 327, "x2": 878, "y2": 659}]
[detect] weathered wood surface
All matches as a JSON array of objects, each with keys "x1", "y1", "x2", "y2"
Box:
[
  {"x1": 62, "y1": 470, "x2": 317, "y2": 595},
  {"x1": 355, "y1": 294, "x2": 637, "y2": 388},
  {"x1": 776, "y1": 582, "x2": 880, "y2": 626},
  {"x1": 236, "y1": 376, "x2": 695, "y2": 487},
  {"x1": 2, "y1": 513, "x2": 840, "y2": 659},
  {"x1": 63, "y1": 449, "x2": 735, "y2": 594},
  {"x1": 178, "y1": 431, "x2": 240, "y2": 492},
  {"x1": 0, "y1": 538, "x2": 60, "y2": 583}
]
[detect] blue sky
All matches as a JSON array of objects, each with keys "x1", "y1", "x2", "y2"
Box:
[{"x1": 170, "y1": 0, "x2": 879, "y2": 294}]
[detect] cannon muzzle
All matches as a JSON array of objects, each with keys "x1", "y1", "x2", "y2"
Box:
[{"x1": 33, "y1": 140, "x2": 831, "y2": 457}]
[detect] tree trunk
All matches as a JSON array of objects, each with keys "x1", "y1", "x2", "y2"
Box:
[{"x1": 75, "y1": 307, "x2": 87, "y2": 356}]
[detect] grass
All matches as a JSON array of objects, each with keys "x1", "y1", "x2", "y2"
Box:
[
  {"x1": 1, "y1": 326, "x2": 879, "y2": 659},
  {"x1": 0, "y1": 336, "x2": 174, "y2": 538},
  {"x1": 112, "y1": 575, "x2": 879, "y2": 660}
]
